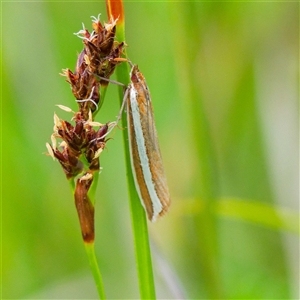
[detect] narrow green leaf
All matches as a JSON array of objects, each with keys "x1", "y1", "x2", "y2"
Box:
[
  {"x1": 176, "y1": 197, "x2": 299, "y2": 235},
  {"x1": 106, "y1": 1, "x2": 156, "y2": 298},
  {"x1": 217, "y1": 198, "x2": 300, "y2": 235}
]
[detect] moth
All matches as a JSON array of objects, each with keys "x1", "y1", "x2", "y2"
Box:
[
  {"x1": 94, "y1": 64, "x2": 171, "y2": 221},
  {"x1": 126, "y1": 65, "x2": 171, "y2": 222}
]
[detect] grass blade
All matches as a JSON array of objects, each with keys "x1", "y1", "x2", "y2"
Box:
[{"x1": 106, "y1": 1, "x2": 156, "y2": 298}]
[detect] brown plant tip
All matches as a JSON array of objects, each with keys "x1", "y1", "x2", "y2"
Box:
[
  {"x1": 61, "y1": 14, "x2": 125, "y2": 115},
  {"x1": 106, "y1": 1, "x2": 124, "y2": 25},
  {"x1": 74, "y1": 173, "x2": 95, "y2": 243},
  {"x1": 47, "y1": 142, "x2": 84, "y2": 179},
  {"x1": 46, "y1": 12, "x2": 126, "y2": 244},
  {"x1": 85, "y1": 123, "x2": 108, "y2": 164},
  {"x1": 46, "y1": 111, "x2": 109, "y2": 179}
]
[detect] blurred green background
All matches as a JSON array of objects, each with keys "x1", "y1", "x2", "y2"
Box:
[{"x1": 2, "y1": 1, "x2": 299, "y2": 299}]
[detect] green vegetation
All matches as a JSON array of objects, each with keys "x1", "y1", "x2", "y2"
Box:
[{"x1": 2, "y1": 2, "x2": 298, "y2": 299}]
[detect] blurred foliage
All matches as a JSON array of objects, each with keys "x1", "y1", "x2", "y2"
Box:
[{"x1": 2, "y1": 1, "x2": 299, "y2": 299}]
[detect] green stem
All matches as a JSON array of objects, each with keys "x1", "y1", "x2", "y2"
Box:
[
  {"x1": 89, "y1": 171, "x2": 99, "y2": 206},
  {"x1": 68, "y1": 178, "x2": 75, "y2": 193},
  {"x1": 72, "y1": 170, "x2": 104, "y2": 298},
  {"x1": 116, "y1": 64, "x2": 156, "y2": 300},
  {"x1": 112, "y1": 17, "x2": 156, "y2": 300},
  {"x1": 85, "y1": 242, "x2": 106, "y2": 299}
]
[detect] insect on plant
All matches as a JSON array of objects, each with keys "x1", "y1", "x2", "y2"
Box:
[
  {"x1": 97, "y1": 62, "x2": 171, "y2": 221},
  {"x1": 45, "y1": 10, "x2": 171, "y2": 299}
]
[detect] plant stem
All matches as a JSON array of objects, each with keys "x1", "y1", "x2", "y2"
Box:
[
  {"x1": 116, "y1": 65, "x2": 156, "y2": 300},
  {"x1": 71, "y1": 169, "x2": 104, "y2": 298},
  {"x1": 115, "y1": 26, "x2": 157, "y2": 300},
  {"x1": 85, "y1": 242, "x2": 106, "y2": 299},
  {"x1": 106, "y1": 1, "x2": 156, "y2": 298}
]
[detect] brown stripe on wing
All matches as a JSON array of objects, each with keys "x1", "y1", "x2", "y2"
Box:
[
  {"x1": 134, "y1": 80, "x2": 171, "y2": 219},
  {"x1": 127, "y1": 95, "x2": 154, "y2": 221}
]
